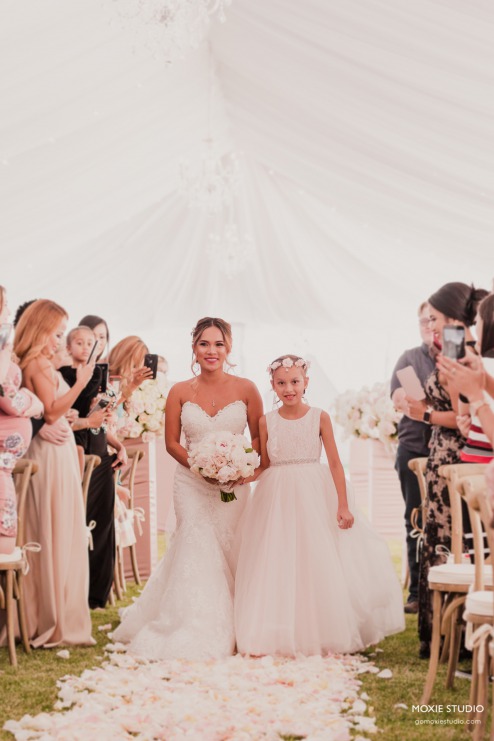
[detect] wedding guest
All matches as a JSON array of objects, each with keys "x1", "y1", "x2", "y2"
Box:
[
  {"x1": 79, "y1": 314, "x2": 110, "y2": 363},
  {"x1": 14, "y1": 300, "x2": 95, "y2": 646},
  {"x1": 438, "y1": 293, "x2": 494, "y2": 453},
  {"x1": 0, "y1": 286, "x2": 43, "y2": 555},
  {"x1": 390, "y1": 302, "x2": 435, "y2": 614},
  {"x1": 404, "y1": 282, "x2": 487, "y2": 658},
  {"x1": 108, "y1": 336, "x2": 153, "y2": 407},
  {"x1": 61, "y1": 323, "x2": 128, "y2": 609}
]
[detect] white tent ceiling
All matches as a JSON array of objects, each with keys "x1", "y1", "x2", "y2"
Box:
[{"x1": 0, "y1": 0, "x2": 493, "y2": 391}]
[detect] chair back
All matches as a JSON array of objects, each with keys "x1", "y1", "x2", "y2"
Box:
[
  {"x1": 12, "y1": 459, "x2": 38, "y2": 547},
  {"x1": 408, "y1": 457, "x2": 428, "y2": 502},
  {"x1": 438, "y1": 463, "x2": 487, "y2": 563},
  {"x1": 120, "y1": 447, "x2": 145, "y2": 510},
  {"x1": 460, "y1": 475, "x2": 489, "y2": 591},
  {"x1": 82, "y1": 455, "x2": 102, "y2": 509}
]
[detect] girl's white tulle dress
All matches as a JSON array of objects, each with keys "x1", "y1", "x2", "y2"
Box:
[
  {"x1": 234, "y1": 407, "x2": 405, "y2": 657},
  {"x1": 113, "y1": 401, "x2": 249, "y2": 659}
]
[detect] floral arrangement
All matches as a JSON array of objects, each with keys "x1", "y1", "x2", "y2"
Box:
[
  {"x1": 187, "y1": 431, "x2": 260, "y2": 502},
  {"x1": 116, "y1": 372, "x2": 168, "y2": 443},
  {"x1": 331, "y1": 381, "x2": 401, "y2": 452}
]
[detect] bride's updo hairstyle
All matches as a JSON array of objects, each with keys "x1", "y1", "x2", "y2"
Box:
[
  {"x1": 191, "y1": 316, "x2": 235, "y2": 374},
  {"x1": 428, "y1": 282, "x2": 488, "y2": 326}
]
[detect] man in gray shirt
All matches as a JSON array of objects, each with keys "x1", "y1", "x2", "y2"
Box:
[{"x1": 390, "y1": 302, "x2": 435, "y2": 614}]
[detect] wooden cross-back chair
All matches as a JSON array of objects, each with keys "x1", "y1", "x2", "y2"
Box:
[
  {"x1": 462, "y1": 475, "x2": 494, "y2": 740},
  {"x1": 112, "y1": 447, "x2": 145, "y2": 602},
  {"x1": 0, "y1": 459, "x2": 39, "y2": 666},
  {"x1": 420, "y1": 462, "x2": 489, "y2": 704}
]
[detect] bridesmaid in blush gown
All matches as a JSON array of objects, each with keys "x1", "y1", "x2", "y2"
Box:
[
  {"x1": 113, "y1": 317, "x2": 263, "y2": 659},
  {"x1": 14, "y1": 300, "x2": 96, "y2": 647}
]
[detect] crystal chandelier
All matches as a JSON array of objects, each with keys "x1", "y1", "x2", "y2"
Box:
[
  {"x1": 178, "y1": 138, "x2": 241, "y2": 214},
  {"x1": 110, "y1": 0, "x2": 232, "y2": 62},
  {"x1": 207, "y1": 222, "x2": 254, "y2": 279}
]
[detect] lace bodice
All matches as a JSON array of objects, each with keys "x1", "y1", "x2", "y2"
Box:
[
  {"x1": 266, "y1": 407, "x2": 322, "y2": 465},
  {"x1": 181, "y1": 401, "x2": 248, "y2": 450}
]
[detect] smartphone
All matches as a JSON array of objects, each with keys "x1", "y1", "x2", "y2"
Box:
[
  {"x1": 96, "y1": 362, "x2": 109, "y2": 393},
  {"x1": 144, "y1": 353, "x2": 158, "y2": 380},
  {"x1": 0, "y1": 323, "x2": 12, "y2": 350},
  {"x1": 88, "y1": 398, "x2": 111, "y2": 416},
  {"x1": 86, "y1": 340, "x2": 99, "y2": 365},
  {"x1": 442, "y1": 325, "x2": 466, "y2": 360}
]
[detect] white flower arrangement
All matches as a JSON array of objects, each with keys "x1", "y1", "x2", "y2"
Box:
[
  {"x1": 187, "y1": 430, "x2": 260, "y2": 502},
  {"x1": 117, "y1": 372, "x2": 168, "y2": 443},
  {"x1": 331, "y1": 381, "x2": 401, "y2": 452}
]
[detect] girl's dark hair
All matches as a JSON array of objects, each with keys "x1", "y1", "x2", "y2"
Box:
[
  {"x1": 478, "y1": 294, "x2": 494, "y2": 358},
  {"x1": 428, "y1": 282, "x2": 488, "y2": 326},
  {"x1": 190, "y1": 316, "x2": 234, "y2": 374},
  {"x1": 79, "y1": 314, "x2": 110, "y2": 360}
]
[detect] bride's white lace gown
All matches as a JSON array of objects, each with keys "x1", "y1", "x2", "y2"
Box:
[{"x1": 113, "y1": 400, "x2": 249, "y2": 659}]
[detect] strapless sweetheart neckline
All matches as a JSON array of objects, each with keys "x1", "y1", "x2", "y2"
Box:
[{"x1": 182, "y1": 399, "x2": 247, "y2": 420}]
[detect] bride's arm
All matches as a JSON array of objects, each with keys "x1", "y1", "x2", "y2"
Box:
[
  {"x1": 165, "y1": 384, "x2": 190, "y2": 468},
  {"x1": 244, "y1": 380, "x2": 263, "y2": 453}
]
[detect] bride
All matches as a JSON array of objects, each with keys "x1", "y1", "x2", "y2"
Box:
[{"x1": 113, "y1": 317, "x2": 263, "y2": 659}]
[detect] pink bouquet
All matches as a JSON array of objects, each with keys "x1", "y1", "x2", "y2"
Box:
[{"x1": 187, "y1": 431, "x2": 260, "y2": 502}]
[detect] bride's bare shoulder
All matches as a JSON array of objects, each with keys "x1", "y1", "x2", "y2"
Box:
[
  {"x1": 230, "y1": 375, "x2": 260, "y2": 397},
  {"x1": 167, "y1": 378, "x2": 197, "y2": 399}
]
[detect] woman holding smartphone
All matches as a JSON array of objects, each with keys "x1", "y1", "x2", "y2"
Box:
[{"x1": 403, "y1": 282, "x2": 487, "y2": 658}]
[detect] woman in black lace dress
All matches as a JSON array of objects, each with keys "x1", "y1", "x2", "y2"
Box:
[{"x1": 404, "y1": 282, "x2": 487, "y2": 657}]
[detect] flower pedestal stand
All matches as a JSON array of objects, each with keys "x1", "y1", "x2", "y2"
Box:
[
  {"x1": 349, "y1": 438, "x2": 405, "y2": 540},
  {"x1": 122, "y1": 437, "x2": 159, "y2": 580}
]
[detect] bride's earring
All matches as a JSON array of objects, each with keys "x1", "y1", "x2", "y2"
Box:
[{"x1": 192, "y1": 355, "x2": 200, "y2": 375}]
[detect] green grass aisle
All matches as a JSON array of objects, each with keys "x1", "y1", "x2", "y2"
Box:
[
  {"x1": 0, "y1": 585, "x2": 140, "y2": 740},
  {"x1": 0, "y1": 537, "x2": 484, "y2": 740}
]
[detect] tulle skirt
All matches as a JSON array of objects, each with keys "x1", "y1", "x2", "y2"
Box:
[{"x1": 234, "y1": 463, "x2": 404, "y2": 657}]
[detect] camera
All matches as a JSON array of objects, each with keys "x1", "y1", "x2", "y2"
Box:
[{"x1": 144, "y1": 353, "x2": 158, "y2": 380}]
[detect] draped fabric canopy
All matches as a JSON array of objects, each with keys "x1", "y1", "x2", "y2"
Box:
[{"x1": 0, "y1": 0, "x2": 492, "y2": 388}]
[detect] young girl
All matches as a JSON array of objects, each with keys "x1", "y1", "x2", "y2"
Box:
[
  {"x1": 234, "y1": 355, "x2": 405, "y2": 657},
  {"x1": 60, "y1": 325, "x2": 128, "y2": 609}
]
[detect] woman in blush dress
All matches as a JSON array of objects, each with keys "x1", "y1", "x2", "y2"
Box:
[
  {"x1": 113, "y1": 317, "x2": 263, "y2": 659},
  {"x1": 14, "y1": 300, "x2": 96, "y2": 647},
  {"x1": 0, "y1": 286, "x2": 43, "y2": 556}
]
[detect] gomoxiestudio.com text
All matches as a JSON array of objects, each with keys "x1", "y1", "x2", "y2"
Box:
[{"x1": 412, "y1": 705, "x2": 482, "y2": 726}]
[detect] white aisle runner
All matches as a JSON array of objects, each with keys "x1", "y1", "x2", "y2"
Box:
[{"x1": 4, "y1": 645, "x2": 379, "y2": 740}]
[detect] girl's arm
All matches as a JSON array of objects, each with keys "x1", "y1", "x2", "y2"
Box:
[
  {"x1": 320, "y1": 411, "x2": 354, "y2": 529},
  {"x1": 244, "y1": 379, "x2": 264, "y2": 453},
  {"x1": 243, "y1": 415, "x2": 269, "y2": 484},
  {"x1": 164, "y1": 383, "x2": 189, "y2": 468},
  {"x1": 26, "y1": 358, "x2": 94, "y2": 425},
  {"x1": 107, "y1": 431, "x2": 129, "y2": 469}
]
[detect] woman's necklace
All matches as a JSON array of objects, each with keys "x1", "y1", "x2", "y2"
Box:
[{"x1": 211, "y1": 399, "x2": 216, "y2": 407}]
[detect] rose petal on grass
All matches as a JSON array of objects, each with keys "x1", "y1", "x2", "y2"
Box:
[{"x1": 377, "y1": 669, "x2": 393, "y2": 679}]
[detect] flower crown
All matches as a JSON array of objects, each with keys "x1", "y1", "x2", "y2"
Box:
[{"x1": 267, "y1": 357, "x2": 310, "y2": 374}]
